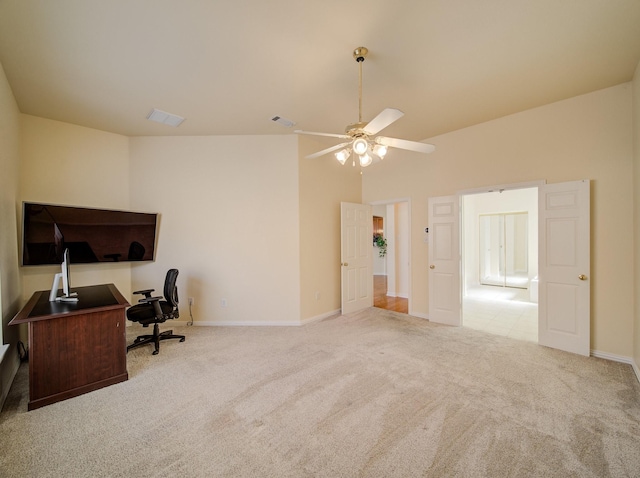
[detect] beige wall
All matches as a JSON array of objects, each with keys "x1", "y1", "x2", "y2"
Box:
[
  {"x1": 363, "y1": 83, "x2": 634, "y2": 358},
  {"x1": 633, "y1": 61, "x2": 640, "y2": 376},
  {"x1": 129, "y1": 135, "x2": 302, "y2": 325},
  {"x1": 298, "y1": 136, "x2": 361, "y2": 321},
  {"x1": 19, "y1": 115, "x2": 132, "y2": 302},
  {"x1": 16, "y1": 116, "x2": 344, "y2": 328},
  {"x1": 0, "y1": 62, "x2": 22, "y2": 408}
]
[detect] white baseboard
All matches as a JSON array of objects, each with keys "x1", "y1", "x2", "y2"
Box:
[
  {"x1": 590, "y1": 349, "x2": 633, "y2": 364},
  {"x1": 300, "y1": 309, "x2": 341, "y2": 325},
  {"x1": 591, "y1": 350, "x2": 640, "y2": 384},
  {"x1": 168, "y1": 309, "x2": 342, "y2": 328},
  {"x1": 410, "y1": 311, "x2": 429, "y2": 320},
  {"x1": 172, "y1": 319, "x2": 303, "y2": 327},
  {"x1": 385, "y1": 293, "x2": 409, "y2": 299}
]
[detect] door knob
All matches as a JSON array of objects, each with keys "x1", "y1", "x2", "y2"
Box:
[
  {"x1": 578, "y1": 274, "x2": 587, "y2": 281},
  {"x1": 430, "y1": 265, "x2": 435, "y2": 269},
  {"x1": 341, "y1": 262, "x2": 349, "y2": 267}
]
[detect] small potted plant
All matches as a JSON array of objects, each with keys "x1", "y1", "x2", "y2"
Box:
[{"x1": 373, "y1": 233, "x2": 387, "y2": 257}]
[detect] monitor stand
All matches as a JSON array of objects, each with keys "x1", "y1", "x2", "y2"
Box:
[{"x1": 49, "y1": 273, "x2": 79, "y2": 302}]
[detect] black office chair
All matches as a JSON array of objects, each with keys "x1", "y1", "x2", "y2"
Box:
[
  {"x1": 126, "y1": 269, "x2": 185, "y2": 355},
  {"x1": 104, "y1": 242, "x2": 145, "y2": 262},
  {"x1": 127, "y1": 241, "x2": 145, "y2": 260}
]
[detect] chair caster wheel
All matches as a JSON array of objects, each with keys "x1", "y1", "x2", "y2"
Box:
[
  {"x1": 180, "y1": 338, "x2": 185, "y2": 342},
  {"x1": 153, "y1": 350, "x2": 159, "y2": 355}
]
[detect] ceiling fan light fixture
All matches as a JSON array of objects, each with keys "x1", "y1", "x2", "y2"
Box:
[
  {"x1": 353, "y1": 138, "x2": 368, "y2": 155},
  {"x1": 296, "y1": 46, "x2": 436, "y2": 164},
  {"x1": 359, "y1": 153, "x2": 373, "y2": 167},
  {"x1": 373, "y1": 144, "x2": 388, "y2": 159},
  {"x1": 335, "y1": 148, "x2": 351, "y2": 165}
]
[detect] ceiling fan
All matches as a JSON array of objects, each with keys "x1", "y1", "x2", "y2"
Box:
[{"x1": 295, "y1": 47, "x2": 435, "y2": 167}]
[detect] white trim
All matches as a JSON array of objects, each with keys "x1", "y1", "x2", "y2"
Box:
[
  {"x1": 591, "y1": 350, "x2": 640, "y2": 383},
  {"x1": 590, "y1": 349, "x2": 639, "y2": 382},
  {"x1": 0, "y1": 344, "x2": 9, "y2": 365},
  {"x1": 410, "y1": 311, "x2": 429, "y2": 320},
  {"x1": 369, "y1": 197, "x2": 411, "y2": 206},
  {"x1": 387, "y1": 292, "x2": 409, "y2": 299},
  {"x1": 147, "y1": 310, "x2": 342, "y2": 328},
  {"x1": 0, "y1": 343, "x2": 19, "y2": 412},
  {"x1": 368, "y1": 198, "x2": 413, "y2": 316},
  {"x1": 457, "y1": 180, "x2": 545, "y2": 196},
  {"x1": 176, "y1": 320, "x2": 303, "y2": 327},
  {"x1": 209, "y1": 321, "x2": 303, "y2": 326},
  {"x1": 300, "y1": 309, "x2": 341, "y2": 325}
]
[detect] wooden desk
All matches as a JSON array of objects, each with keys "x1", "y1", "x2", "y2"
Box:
[{"x1": 10, "y1": 283, "x2": 130, "y2": 410}]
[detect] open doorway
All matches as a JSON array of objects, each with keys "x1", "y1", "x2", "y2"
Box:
[
  {"x1": 461, "y1": 188, "x2": 538, "y2": 342},
  {"x1": 372, "y1": 201, "x2": 409, "y2": 314}
]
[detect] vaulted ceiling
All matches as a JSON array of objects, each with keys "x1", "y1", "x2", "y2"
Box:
[{"x1": 1, "y1": 1, "x2": 639, "y2": 141}]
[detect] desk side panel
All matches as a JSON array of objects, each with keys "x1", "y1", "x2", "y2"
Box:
[{"x1": 29, "y1": 307, "x2": 127, "y2": 405}]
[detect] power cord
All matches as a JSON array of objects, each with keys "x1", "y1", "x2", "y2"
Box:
[
  {"x1": 187, "y1": 298, "x2": 194, "y2": 326},
  {"x1": 17, "y1": 341, "x2": 28, "y2": 362}
]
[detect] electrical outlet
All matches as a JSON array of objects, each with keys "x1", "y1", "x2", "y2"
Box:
[
  {"x1": 315, "y1": 291, "x2": 321, "y2": 300},
  {"x1": 221, "y1": 298, "x2": 228, "y2": 308}
]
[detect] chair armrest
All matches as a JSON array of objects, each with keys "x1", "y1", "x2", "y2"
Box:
[
  {"x1": 133, "y1": 288, "x2": 155, "y2": 298},
  {"x1": 138, "y1": 296, "x2": 163, "y2": 304},
  {"x1": 138, "y1": 295, "x2": 164, "y2": 317}
]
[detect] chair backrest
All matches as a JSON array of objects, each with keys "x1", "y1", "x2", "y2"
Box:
[
  {"x1": 164, "y1": 269, "x2": 179, "y2": 309},
  {"x1": 127, "y1": 241, "x2": 146, "y2": 260}
]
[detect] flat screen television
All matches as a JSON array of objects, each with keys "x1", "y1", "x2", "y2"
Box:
[{"x1": 22, "y1": 202, "x2": 158, "y2": 265}]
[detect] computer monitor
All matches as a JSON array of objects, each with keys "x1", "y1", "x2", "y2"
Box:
[{"x1": 49, "y1": 248, "x2": 78, "y2": 302}]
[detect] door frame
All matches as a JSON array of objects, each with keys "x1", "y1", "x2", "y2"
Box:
[
  {"x1": 457, "y1": 180, "x2": 545, "y2": 330},
  {"x1": 369, "y1": 198, "x2": 412, "y2": 315},
  {"x1": 430, "y1": 179, "x2": 591, "y2": 357}
]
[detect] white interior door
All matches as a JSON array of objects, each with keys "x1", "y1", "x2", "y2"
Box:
[
  {"x1": 341, "y1": 202, "x2": 373, "y2": 314},
  {"x1": 428, "y1": 196, "x2": 461, "y2": 326},
  {"x1": 539, "y1": 180, "x2": 590, "y2": 356}
]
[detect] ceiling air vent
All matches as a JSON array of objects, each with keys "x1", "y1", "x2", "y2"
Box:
[
  {"x1": 271, "y1": 115, "x2": 296, "y2": 128},
  {"x1": 147, "y1": 108, "x2": 185, "y2": 127}
]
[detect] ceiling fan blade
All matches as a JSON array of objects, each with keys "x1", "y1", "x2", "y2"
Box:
[
  {"x1": 294, "y1": 130, "x2": 350, "y2": 139},
  {"x1": 306, "y1": 142, "x2": 350, "y2": 159},
  {"x1": 363, "y1": 108, "x2": 404, "y2": 135},
  {"x1": 376, "y1": 136, "x2": 436, "y2": 154}
]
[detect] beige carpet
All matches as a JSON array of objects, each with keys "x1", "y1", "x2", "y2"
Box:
[{"x1": 1, "y1": 307, "x2": 639, "y2": 477}]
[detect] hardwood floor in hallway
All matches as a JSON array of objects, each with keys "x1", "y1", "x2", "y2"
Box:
[{"x1": 374, "y1": 275, "x2": 408, "y2": 314}]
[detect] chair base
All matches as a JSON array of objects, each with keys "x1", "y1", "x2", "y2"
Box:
[{"x1": 127, "y1": 323, "x2": 185, "y2": 355}]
